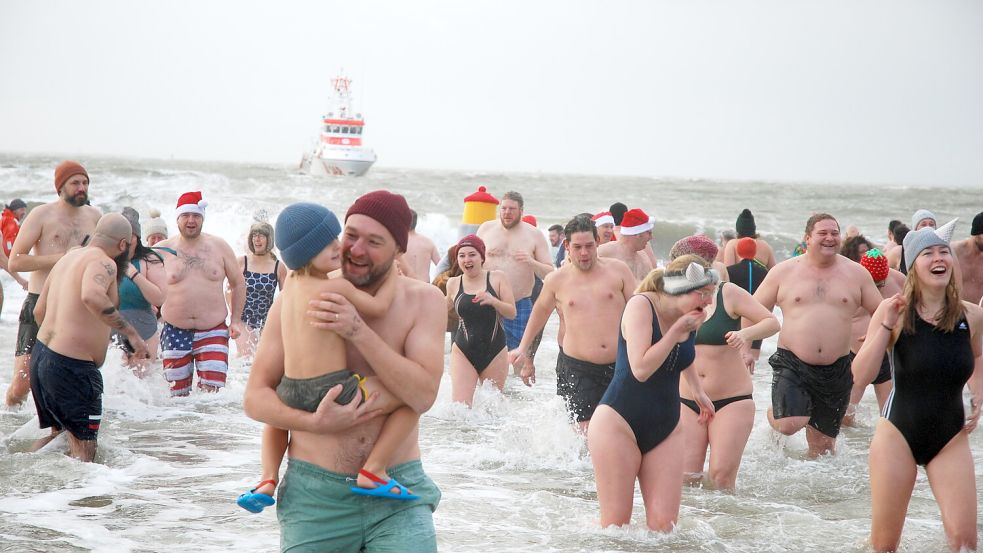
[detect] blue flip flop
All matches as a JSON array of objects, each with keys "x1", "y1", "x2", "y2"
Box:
[
  {"x1": 237, "y1": 479, "x2": 277, "y2": 513},
  {"x1": 350, "y1": 469, "x2": 420, "y2": 501}
]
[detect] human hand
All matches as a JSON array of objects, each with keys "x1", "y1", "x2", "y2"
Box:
[
  {"x1": 129, "y1": 336, "x2": 151, "y2": 361},
  {"x1": 311, "y1": 384, "x2": 382, "y2": 433},
  {"x1": 966, "y1": 395, "x2": 982, "y2": 433},
  {"x1": 695, "y1": 391, "x2": 716, "y2": 425},
  {"x1": 512, "y1": 250, "x2": 532, "y2": 264},
  {"x1": 670, "y1": 309, "x2": 706, "y2": 342},
  {"x1": 229, "y1": 320, "x2": 244, "y2": 340},
  {"x1": 742, "y1": 350, "x2": 755, "y2": 374},
  {"x1": 883, "y1": 293, "x2": 906, "y2": 329},
  {"x1": 724, "y1": 329, "x2": 750, "y2": 351},
  {"x1": 309, "y1": 292, "x2": 364, "y2": 340},
  {"x1": 473, "y1": 290, "x2": 495, "y2": 307}
]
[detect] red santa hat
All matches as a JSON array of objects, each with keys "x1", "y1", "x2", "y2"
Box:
[
  {"x1": 592, "y1": 211, "x2": 615, "y2": 227},
  {"x1": 175, "y1": 191, "x2": 207, "y2": 218},
  {"x1": 620, "y1": 208, "x2": 654, "y2": 236}
]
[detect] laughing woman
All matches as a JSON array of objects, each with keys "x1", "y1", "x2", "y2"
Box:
[
  {"x1": 587, "y1": 255, "x2": 716, "y2": 531},
  {"x1": 853, "y1": 220, "x2": 983, "y2": 552},
  {"x1": 446, "y1": 234, "x2": 516, "y2": 406}
]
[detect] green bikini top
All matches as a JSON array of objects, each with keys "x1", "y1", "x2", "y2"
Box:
[{"x1": 694, "y1": 283, "x2": 741, "y2": 346}]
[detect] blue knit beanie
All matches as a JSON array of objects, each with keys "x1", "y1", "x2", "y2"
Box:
[{"x1": 275, "y1": 202, "x2": 341, "y2": 270}]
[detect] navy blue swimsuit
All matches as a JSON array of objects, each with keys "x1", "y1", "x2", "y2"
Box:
[
  {"x1": 241, "y1": 256, "x2": 280, "y2": 329},
  {"x1": 598, "y1": 296, "x2": 696, "y2": 454}
]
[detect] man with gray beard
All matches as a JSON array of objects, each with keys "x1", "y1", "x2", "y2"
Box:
[
  {"x1": 510, "y1": 214, "x2": 635, "y2": 432},
  {"x1": 6, "y1": 161, "x2": 101, "y2": 406}
]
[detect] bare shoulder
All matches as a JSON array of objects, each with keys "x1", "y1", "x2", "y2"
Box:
[
  {"x1": 596, "y1": 241, "x2": 617, "y2": 255},
  {"x1": 476, "y1": 220, "x2": 496, "y2": 237},
  {"x1": 767, "y1": 256, "x2": 798, "y2": 277},
  {"x1": 205, "y1": 233, "x2": 236, "y2": 255},
  {"x1": 601, "y1": 256, "x2": 634, "y2": 279},
  {"x1": 961, "y1": 301, "x2": 983, "y2": 328},
  {"x1": 403, "y1": 275, "x2": 444, "y2": 305},
  {"x1": 81, "y1": 205, "x2": 102, "y2": 222}
]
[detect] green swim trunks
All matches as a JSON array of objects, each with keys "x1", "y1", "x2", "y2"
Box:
[
  {"x1": 275, "y1": 370, "x2": 365, "y2": 412},
  {"x1": 278, "y1": 458, "x2": 441, "y2": 553}
]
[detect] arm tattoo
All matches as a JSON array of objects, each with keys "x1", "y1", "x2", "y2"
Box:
[
  {"x1": 102, "y1": 306, "x2": 128, "y2": 330},
  {"x1": 101, "y1": 261, "x2": 116, "y2": 275},
  {"x1": 342, "y1": 315, "x2": 363, "y2": 340},
  {"x1": 94, "y1": 273, "x2": 109, "y2": 286}
]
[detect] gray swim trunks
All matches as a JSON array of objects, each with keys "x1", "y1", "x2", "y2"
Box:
[{"x1": 276, "y1": 370, "x2": 364, "y2": 413}]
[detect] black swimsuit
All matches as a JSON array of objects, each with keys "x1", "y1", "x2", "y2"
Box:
[
  {"x1": 453, "y1": 273, "x2": 507, "y2": 373},
  {"x1": 883, "y1": 315, "x2": 974, "y2": 466},
  {"x1": 598, "y1": 297, "x2": 696, "y2": 454}
]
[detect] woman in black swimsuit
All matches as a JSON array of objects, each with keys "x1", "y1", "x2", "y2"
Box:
[
  {"x1": 445, "y1": 235, "x2": 516, "y2": 406},
  {"x1": 853, "y1": 221, "x2": 983, "y2": 552},
  {"x1": 669, "y1": 242, "x2": 780, "y2": 491}
]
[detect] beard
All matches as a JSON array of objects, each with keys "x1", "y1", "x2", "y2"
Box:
[
  {"x1": 180, "y1": 226, "x2": 202, "y2": 239},
  {"x1": 343, "y1": 254, "x2": 394, "y2": 288},
  {"x1": 501, "y1": 217, "x2": 520, "y2": 230},
  {"x1": 63, "y1": 191, "x2": 88, "y2": 207},
  {"x1": 114, "y1": 250, "x2": 132, "y2": 284}
]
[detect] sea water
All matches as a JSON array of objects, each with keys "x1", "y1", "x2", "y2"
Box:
[{"x1": 0, "y1": 153, "x2": 980, "y2": 552}]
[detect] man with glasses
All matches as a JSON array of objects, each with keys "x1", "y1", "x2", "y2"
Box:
[
  {"x1": 753, "y1": 213, "x2": 881, "y2": 457},
  {"x1": 6, "y1": 161, "x2": 102, "y2": 406},
  {"x1": 28, "y1": 213, "x2": 150, "y2": 462}
]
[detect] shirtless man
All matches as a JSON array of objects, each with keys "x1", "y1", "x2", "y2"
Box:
[
  {"x1": 753, "y1": 213, "x2": 882, "y2": 457},
  {"x1": 597, "y1": 207, "x2": 654, "y2": 282},
  {"x1": 842, "y1": 249, "x2": 905, "y2": 427},
  {"x1": 6, "y1": 161, "x2": 101, "y2": 406},
  {"x1": 610, "y1": 201, "x2": 658, "y2": 267},
  {"x1": 401, "y1": 209, "x2": 440, "y2": 282},
  {"x1": 155, "y1": 191, "x2": 246, "y2": 396},
  {"x1": 723, "y1": 209, "x2": 777, "y2": 269},
  {"x1": 244, "y1": 190, "x2": 445, "y2": 552},
  {"x1": 509, "y1": 214, "x2": 635, "y2": 432},
  {"x1": 953, "y1": 212, "x2": 983, "y2": 304},
  {"x1": 477, "y1": 191, "x2": 553, "y2": 352},
  {"x1": 29, "y1": 213, "x2": 149, "y2": 461}
]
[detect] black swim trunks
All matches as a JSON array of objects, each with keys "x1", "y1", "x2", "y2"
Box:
[
  {"x1": 555, "y1": 349, "x2": 615, "y2": 423},
  {"x1": 15, "y1": 293, "x2": 40, "y2": 356},
  {"x1": 769, "y1": 348, "x2": 853, "y2": 438},
  {"x1": 30, "y1": 341, "x2": 103, "y2": 441},
  {"x1": 872, "y1": 352, "x2": 892, "y2": 385}
]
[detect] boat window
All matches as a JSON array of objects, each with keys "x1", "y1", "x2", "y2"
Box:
[
  {"x1": 332, "y1": 126, "x2": 341, "y2": 133},
  {"x1": 342, "y1": 126, "x2": 350, "y2": 134},
  {"x1": 356, "y1": 127, "x2": 362, "y2": 135}
]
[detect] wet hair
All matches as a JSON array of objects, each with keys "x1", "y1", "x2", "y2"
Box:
[
  {"x1": 410, "y1": 209, "x2": 418, "y2": 230},
  {"x1": 501, "y1": 191, "x2": 524, "y2": 209},
  {"x1": 840, "y1": 235, "x2": 873, "y2": 262},
  {"x1": 133, "y1": 239, "x2": 163, "y2": 266},
  {"x1": 892, "y1": 224, "x2": 910, "y2": 246},
  {"x1": 609, "y1": 202, "x2": 628, "y2": 225},
  {"x1": 563, "y1": 214, "x2": 597, "y2": 242},
  {"x1": 636, "y1": 254, "x2": 707, "y2": 295},
  {"x1": 902, "y1": 256, "x2": 963, "y2": 335},
  {"x1": 804, "y1": 213, "x2": 839, "y2": 235},
  {"x1": 431, "y1": 245, "x2": 463, "y2": 294},
  {"x1": 888, "y1": 219, "x2": 902, "y2": 234},
  {"x1": 547, "y1": 224, "x2": 563, "y2": 234}
]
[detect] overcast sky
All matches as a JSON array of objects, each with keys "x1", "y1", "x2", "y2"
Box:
[{"x1": 2, "y1": 1, "x2": 981, "y2": 186}]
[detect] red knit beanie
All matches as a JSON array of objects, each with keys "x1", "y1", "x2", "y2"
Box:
[
  {"x1": 456, "y1": 234, "x2": 486, "y2": 262},
  {"x1": 54, "y1": 161, "x2": 88, "y2": 193},
  {"x1": 346, "y1": 190, "x2": 412, "y2": 252},
  {"x1": 735, "y1": 237, "x2": 757, "y2": 260},
  {"x1": 860, "y1": 248, "x2": 889, "y2": 283}
]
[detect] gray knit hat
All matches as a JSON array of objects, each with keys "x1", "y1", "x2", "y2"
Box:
[
  {"x1": 663, "y1": 262, "x2": 720, "y2": 295},
  {"x1": 910, "y1": 209, "x2": 936, "y2": 229},
  {"x1": 121, "y1": 207, "x2": 141, "y2": 238},
  {"x1": 275, "y1": 202, "x2": 341, "y2": 270},
  {"x1": 902, "y1": 218, "x2": 957, "y2": 272}
]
